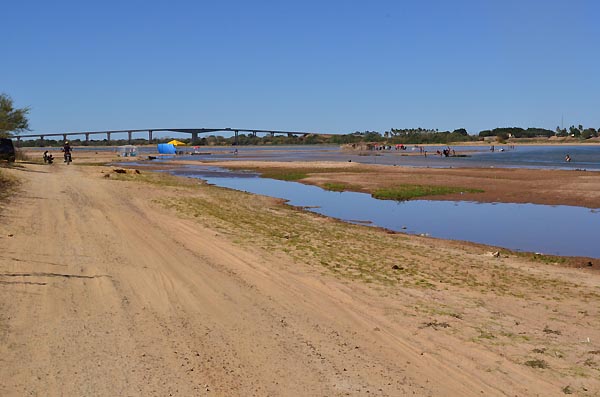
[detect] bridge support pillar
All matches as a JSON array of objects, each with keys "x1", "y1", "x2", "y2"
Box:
[
  {"x1": 16, "y1": 137, "x2": 21, "y2": 147},
  {"x1": 191, "y1": 132, "x2": 198, "y2": 143},
  {"x1": 107, "y1": 132, "x2": 111, "y2": 144},
  {"x1": 85, "y1": 133, "x2": 90, "y2": 144},
  {"x1": 39, "y1": 136, "x2": 44, "y2": 146},
  {"x1": 234, "y1": 130, "x2": 239, "y2": 145},
  {"x1": 128, "y1": 131, "x2": 133, "y2": 144},
  {"x1": 148, "y1": 130, "x2": 153, "y2": 143},
  {"x1": 62, "y1": 134, "x2": 68, "y2": 143},
  {"x1": 252, "y1": 131, "x2": 257, "y2": 137}
]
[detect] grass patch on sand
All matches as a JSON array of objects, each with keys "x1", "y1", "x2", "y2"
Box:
[
  {"x1": 261, "y1": 171, "x2": 308, "y2": 181},
  {"x1": 518, "y1": 252, "x2": 569, "y2": 265},
  {"x1": 109, "y1": 170, "x2": 200, "y2": 188},
  {"x1": 322, "y1": 182, "x2": 348, "y2": 192},
  {"x1": 224, "y1": 165, "x2": 367, "y2": 182},
  {"x1": 372, "y1": 185, "x2": 483, "y2": 201},
  {"x1": 524, "y1": 359, "x2": 549, "y2": 369},
  {"x1": 0, "y1": 169, "x2": 18, "y2": 202}
]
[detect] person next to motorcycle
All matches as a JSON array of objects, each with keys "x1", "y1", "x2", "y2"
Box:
[{"x1": 62, "y1": 141, "x2": 72, "y2": 162}]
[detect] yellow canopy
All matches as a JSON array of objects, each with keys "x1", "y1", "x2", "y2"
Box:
[{"x1": 168, "y1": 139, "x2": 186, "y2": 146}]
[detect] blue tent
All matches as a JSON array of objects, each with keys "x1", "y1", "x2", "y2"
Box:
[{"x1": 157, "y1": 143, "x2": 176, "y2": 154}]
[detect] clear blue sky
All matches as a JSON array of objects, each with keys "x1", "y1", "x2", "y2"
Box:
[{"x1": 2, "y1": 0, "x2": 598, "y2": 137}]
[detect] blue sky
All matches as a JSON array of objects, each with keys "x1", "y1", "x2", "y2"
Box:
[{"x1": 2, "y1": 0, "x2": 598, "y2": 137}]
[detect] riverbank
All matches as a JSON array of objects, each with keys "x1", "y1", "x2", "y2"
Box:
[
  {"x1": 177, "y1": 160, "x2": 600, "y2": 209},
  {"x1": 1, "y1": 159, "x2": 599, "y2": 395}
]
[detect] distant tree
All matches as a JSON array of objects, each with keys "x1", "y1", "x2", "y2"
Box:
[
  {"x1": 569, "y1": 125, "x2": 581, "y2": 137},
  {"x1": 303, "y1": 134, "x2": 319, "y2": 144},
  {"x1": 479, "y1": 127, "x2": 553, "y2": 139},
  {"x1": 363, "y1": 131, "x2": 383, "y2": 142},
  {"x1": 556, "y1": 128, "x2": 568, "y2": 137},
  {"x1": 0, "y1": 93, "x2": 30, "y2": 138},
  {"x1": 581, "y1": 128, "x2": 597, "y2": 139},
  {"x1": 452, "y1": 128, "x2": 468, "y2": 136},
  {"x1": 496, "y1": 131, "x2": 509, "y2": 140}
]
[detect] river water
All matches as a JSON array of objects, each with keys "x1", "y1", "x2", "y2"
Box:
[
  {"x1": 119, "y1": 143, "x2": 600, "y2": 257},
  {"x1": 168, "y1": 166, "x2": 600, "y2": 258},
  {"x1": 163, "y1": 144, "x2": 600, "y2": 170}
]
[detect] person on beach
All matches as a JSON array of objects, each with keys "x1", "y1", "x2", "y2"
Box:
[
  {"x1": 565, "y1": 154, "x2": 571, "y2": 162},
  {"x1": 43, "y1": 150, "x2": 49, "y2": 163}
]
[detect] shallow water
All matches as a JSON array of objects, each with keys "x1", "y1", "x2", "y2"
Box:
[
  {"x1": 44, "y1": 143, "x2": 598, "y2": 169},
  {"x1": 173, "y1": 167, "x2": 600, "y2": 258},
  {"x1": 156, "y1": 144, "x2": 600, "y2": 170}
]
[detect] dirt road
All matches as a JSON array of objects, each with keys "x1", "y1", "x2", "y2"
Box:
[{"x1": 1, "y1": 162, "x2": 598, "y2": 396}]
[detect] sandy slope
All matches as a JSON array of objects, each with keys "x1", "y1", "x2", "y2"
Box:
[{"x1": 0, "y1": 162, "x2": 599, "y2": 396}]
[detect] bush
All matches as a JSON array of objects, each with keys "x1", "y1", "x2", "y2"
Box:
[{"x1": 15, "y1": 148, "x2": 30, "y2": 161}]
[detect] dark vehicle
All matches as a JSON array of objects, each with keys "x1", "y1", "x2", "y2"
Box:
[{"x1": 0, "y1": 138, "x2": 16, "y2": 162}]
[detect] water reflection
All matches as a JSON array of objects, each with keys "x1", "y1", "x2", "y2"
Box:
[{"x1": 175, "y1": 167, "x2": 600, "y2": 258}]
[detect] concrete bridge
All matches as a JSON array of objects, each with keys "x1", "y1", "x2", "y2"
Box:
[{"x1": 15, "y1": 128, "x2": 322, "y2": 146}]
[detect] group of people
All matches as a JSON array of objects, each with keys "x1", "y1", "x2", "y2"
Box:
[
  {"x1": 42, "y1": 151, "x2": 54, "y2": 164},
  {"x1": 42, "y1": 141, "x2": 72, "y2": 164},
  {"x1": 435, "y1": 147, "x2": 456, "y2": 157}
]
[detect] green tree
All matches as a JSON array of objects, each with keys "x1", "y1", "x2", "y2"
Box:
[
  {"x1": 581, "y1": 128, "x2": 597, "y2": 139},
  {"x1": 363, "y1": 131, "x2": 383, "y2": 142},
  {"x1": 0, "y1": 94, "x2": 30, "y2": 138},
  {"x1": 569, "y1": 125, "x2": 580, "y2": 137}
]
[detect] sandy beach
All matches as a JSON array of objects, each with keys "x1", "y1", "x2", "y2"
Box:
[{"x1": 1, "y1": 152, "x2": 599, "y2": 396}]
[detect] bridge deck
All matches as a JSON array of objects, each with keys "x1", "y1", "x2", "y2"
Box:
[{"x1": 16, "y1": 127, "x2": 319, "y2": 140}]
